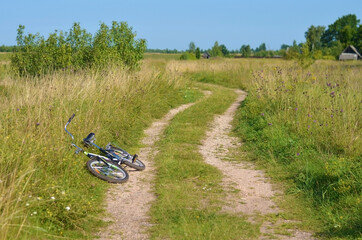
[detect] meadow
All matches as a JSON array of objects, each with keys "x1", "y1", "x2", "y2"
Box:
[
  {"x1": 0, "y1": 55, "x2": 361, "y2": 239},
  {"x1": 171, "y1": 58, "x2": 361, "y2": 238}
]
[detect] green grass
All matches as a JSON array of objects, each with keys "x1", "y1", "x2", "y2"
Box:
[
  {"x1": 177, "y1": 59, "x2": 361, "y2": 239},
  {"x1": 150, "y1": 84, "x2": 259, "y2": 239},
  {"x1": 0, "y1": 66, "x2": 200, "y2": 239}
]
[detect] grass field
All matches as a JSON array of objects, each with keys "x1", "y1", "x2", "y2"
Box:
[
  {"x1": 170, "y1": 58, "x2": 361, "y2": 239},
  {"x1": 0, "y1": 55, "x2": 361, "y2": 239},
  {"x1": 0, "y1": 61, "x2": 199, "y2": 239}
]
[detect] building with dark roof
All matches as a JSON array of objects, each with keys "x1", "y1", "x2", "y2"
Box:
[{"x1": 339, "y1": 45, "x2": 362, "y2": 60}]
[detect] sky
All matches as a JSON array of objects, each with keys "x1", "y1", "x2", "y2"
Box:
[{"x1": 1, "y1": 0, "x2": 361, "y2": 51}]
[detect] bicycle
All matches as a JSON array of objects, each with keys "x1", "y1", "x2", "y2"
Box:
[{"x1": 64, "y1": 114, "x2": 145, "y2": 183}]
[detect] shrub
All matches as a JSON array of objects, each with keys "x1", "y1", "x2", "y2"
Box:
[
  {"x1": 179, "y1": 52, "x2": 196, "y2": 60},
  {"x1": 11, "y1": 22, "x2": 146, "y2": 77}
]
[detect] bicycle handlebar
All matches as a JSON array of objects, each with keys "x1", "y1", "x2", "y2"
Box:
[
  {"x1": 65, "y1": 113, "x2": 76, "y2": 140},
  {"x1": 68, "y1": 113, "x2": 75, "y2": 123}
]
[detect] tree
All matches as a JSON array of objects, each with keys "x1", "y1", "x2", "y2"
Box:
[
  {"x1": 240, "y1": 45, "x2": 251, "y2": 57},
  {"x1": 285, "y1": 40, "x2": 300, "y2": 59},
  {"x1": 210, "y1": 41, "x2": 223, "y2": 57},
  {"x1": 255, "y1": 43, "x2": 266, "y2": 52},
  {"x1": 188, "y1": 41, "x2": 196, "y2": 53},
  {"x1": 280, "y1": 44, "x2": 290, "y2": 50},
  {"x1": 355, "y1": 25, "x2": 362, "y2": 52},
  {"x1": 321, "y1": 14, "x2": 360, "y2": 47},
  {"x1": 195, "y1": 47, "x2": 201, "y2": 59},
  {"x1": 305, "y1": 25, "x2": 325, "y2": 51},
  {"x1": 219, "y1": 44, "x2": 229, "y2": 56}
]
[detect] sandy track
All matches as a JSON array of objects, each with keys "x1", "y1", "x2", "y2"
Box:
[
  {"x1": 199, "y1": 90, "x2": 314, "y2": 240},
  {"x1": 98, "y1": 102, "x2": 195, "y2": 240}
]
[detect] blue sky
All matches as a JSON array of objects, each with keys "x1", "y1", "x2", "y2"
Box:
[{"x1": 1, "y1": 0, "x2": 361, "y2": 50}]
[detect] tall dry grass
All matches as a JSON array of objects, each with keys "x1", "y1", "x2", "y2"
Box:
[
  {"x1": 0, "y1": 63, "x2": 195, "y2": 239},
  {"x1": 171, "y1": 58, "x2": 361, "y2": 238}
]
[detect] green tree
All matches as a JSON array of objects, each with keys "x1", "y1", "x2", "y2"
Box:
[
  {"x1": 285, "y1": 40, "x2": 300, "y2": 59},
  {"x1": 195, "y1": 47, "x2": 201, "y2": 59},
  {"x1": 219, "y1": 44, "x2": 229, "y2": 56},
  {"x1": 339, "y1": 25, "x2": 354, "y2": 46},
  {"x1": 355, "y1": 25, "x2": 362, "y2": 52},
  {"x1": 321, "y1": 14, "x2": 360, "y2": 47},
  {"x1": 280, "y1": 44, "x2": 289, "y2": 50},
  {"x1": 305, "y1": 25, "x2": 325, "y2": 51},
  {"x1": 210, "y1": 41, "x2": 223, "y2": 57},
  {"x1": 240, "y1": 45, "x2": 251, "y2": 57},
  {"x1": 188, "y1": 41, "x2": 196, "y2": 53},
  {"x1": 255, "y1": 43, "x2": 266, "y2": 52}
]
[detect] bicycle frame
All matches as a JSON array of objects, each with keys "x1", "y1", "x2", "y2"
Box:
[
  {"x1": 65, "y1": 113, "x2": 137, "y2": 165},
  {"x1": 64, "y1": 114, "x2": 115, "y2": 166}
]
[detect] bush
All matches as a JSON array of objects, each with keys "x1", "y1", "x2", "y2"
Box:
[
  {"x1": 179, "y1": 52, "x2": 196, "y2": 60},
  {"x1": 11, "y1": 22, "x2": 146, "y2": 77}
]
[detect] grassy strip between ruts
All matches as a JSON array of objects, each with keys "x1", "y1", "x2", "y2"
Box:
[{"x1": 150, "y1": 84, "x2": 259, "y2": 240}]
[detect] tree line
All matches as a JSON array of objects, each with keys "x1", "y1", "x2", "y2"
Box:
[{"x1": 182, "y1": 14, "x2": 361, "y2": 60}]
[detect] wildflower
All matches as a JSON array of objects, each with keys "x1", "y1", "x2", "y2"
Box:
[
  {"x1": 340, "y1": 109, "x2": 343, "y2": 113},
  {"x1": 313, "y1": 120, "x2": 317, "y2": 123},
  {"x1": 327, "y1": 83, "x2": 331, "y2": 87},
  {"x1": 37, "y1": 197, "x2": 41, "y2": 200},
  {"x1": 61, "y1": 191, "x2": 65, "y2": 195},
  {"x1": 36, "y1": 122, "x2": 40, "y2": 127},
  {"x1": 308, "y1": 114, "x2": 311, "y2": 118},
  {"x1": 33, "y1": 211, "x2": 37, "y2": 215},
  {"x1": 50, "y1": 196, "x2": 55, "y2": 200},
  {"x1": 65, "y1": 206, "x2": 71, "y2": 211},
  {"x1": 296, "y1": 153, "x2": 300, "y2": 156},
  {"x1": 17, "y1": 108, "x2": 20, "y2": 111},
  {"x1": 330, "y1": 92, "x2": 335, "y2": 97},
  {"x1": 268, "y1": 123, "x2": 272, "y2": 126},
  {"x1": 26, "y1": 203, "x2": 30, "y2": 206},
  {"x1": 261, "y1": 113, "x2": 264, "y2": 116},
  {"x1": 295, "y1": 108, "x2": 298, "y2": 111},
  {"x1": 99, "y1": 100, "x2": 102, "y2": 103},
  {"x1": 308, "y1": 125, "x2": 310, "y2": 129},
  {"x1": 331, "y1": 115, "x2": 334, "y2": 118}
]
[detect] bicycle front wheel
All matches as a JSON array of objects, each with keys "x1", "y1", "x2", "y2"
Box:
[
  {"x1": 86, "y1": 157, "x2": 129, "y2": 183},
  {"x1": 123, "y1": 158, "x2": 146, "y2": 171}
]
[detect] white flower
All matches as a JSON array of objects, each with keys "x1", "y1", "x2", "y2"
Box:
[
  {"x1": 26, "y1": 203, "x2": 30, "y2": 206},
  {"x1": 50, "y1": 196, "x2": 55, "y2": 200},
  {"x1": 37, "y1": 197, "x2": 41, "y2": 200},
  {"x1": 61, "y1": 191, "x2": 65, "y2": 195},
  {"x1": 65, "y1": 206, "x2": 70, "y2": 211},
  {"x1": 33, "y1": 211, "x2": 37, "y2": 215}
]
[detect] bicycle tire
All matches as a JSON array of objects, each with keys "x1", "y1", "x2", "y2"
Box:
[
  {"x1": 86, "y1": 157, "x2": 129, "y2": 183},
  {"x1": 123, "y1": 158, "x2": 146, "y2": 171}
]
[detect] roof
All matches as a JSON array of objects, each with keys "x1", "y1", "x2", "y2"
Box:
[{"x1": 340, "y1": 45, "x2": 362, "y2": 59}]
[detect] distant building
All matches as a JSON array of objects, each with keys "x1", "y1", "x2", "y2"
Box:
[
  {"x1": 202, "y1": 52, "x2": 210, "y2": 59},
  {"x1": 339, "y1": 45, "x2": 362, "y2": 60}
]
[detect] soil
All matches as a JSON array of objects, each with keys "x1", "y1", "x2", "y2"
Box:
[
  {"x1": 98, "y1": 89, "x2": 314, "y2": 239},
  {"x1": 97, "y1": 102, "x2": 195, "y2": 240},
  {"x1": 199, "y1": 89, "x2": 315, "y2": 240}
]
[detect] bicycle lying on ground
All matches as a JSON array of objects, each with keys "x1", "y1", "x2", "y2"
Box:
[{"x1": 64, "y1": 114, "x2": 145, "y2": 183}]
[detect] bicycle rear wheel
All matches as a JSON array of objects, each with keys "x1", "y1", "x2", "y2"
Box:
[
  {"x1": 86, "y1": 157, "x2": 129, "y2": 183},
  {"x1": 123, "y1": 158, "x2": 146, "y2": 171}
]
